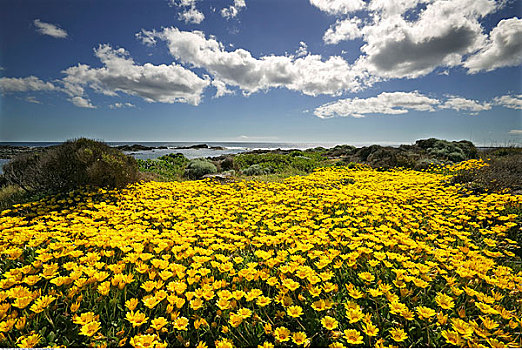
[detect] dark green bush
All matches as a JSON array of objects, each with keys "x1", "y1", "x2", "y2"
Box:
[
  {"x1": 184, "y1": 159, "x2": 217, "y2": 180},
  {"x1": 3, "y1": 138, "x2": 138, "y2": 194}
]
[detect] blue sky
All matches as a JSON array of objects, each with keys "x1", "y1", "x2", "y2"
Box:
[{"x1": 0, "y1": 0, "x2": 521, "y2": 145}]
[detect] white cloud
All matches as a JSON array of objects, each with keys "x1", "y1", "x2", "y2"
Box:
[
  {"x1": 33, "y1": 19, "x2": 68, "y2": 38},
  {"x1": 323, "y1": 17, "x2": 363, "y2": 44},
  {"x1": 62, "y1": 44, "x2": 210, "y2": 106},
  {"x1": 318, "y1": 0, "x2": 517, "y2": 78},
  {"x1": 139, "y1": 27, "x2": 364, "y2": 96},
  {"x1": 179, "y1": 6, "x2": 205, "y2": 24},
  {"x1": 70, "y1": 96, "x2": 96, "y2": 109},
  {"x1": 295, "y1": 42, "x2": 309, "y2": 58},
  {"x1": 211, "y1": 80, "x2": 234, "y2": 98},
  {"x1": 508, "y1": 129, "x2": 522, "y2": 134},
  {"x1": 493, "y1": 94, "x2": 522, "y2": 110},
  {"x1": 109, "y1": 102, "x2": 135, "y2": 109},
  {"x1": 313, "y1": 91, "x2": 499, "y2": 118},
  {"x1": 464, "y1": 17, "x2": 522, "y2": 73},
  {"x1": 440, "y1": 96, "x2": 491, "y2": 113},
  {"x1": 354, "y1": 0, "x2": 497, "y2": 78},
  {"x1": 25, "y1": 96, "x2": 41, "y2": 104},
  {"x1": 0, "y1": 76, "x2": 56, "y2": 93},
  {"x1": 314, "y1": 91, "x2": 439, "y2": 118},
  {"x1": 310, "y1": 0, "x2": 365, "y2": 15},
  {"x1": 170, "y1": 0, "x2": 205, "y2": 24},
  {"x1": 221, "y1": 0, "x2": 246, "y2": 20}
]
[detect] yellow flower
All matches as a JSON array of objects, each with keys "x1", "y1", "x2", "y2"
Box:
[
  {"x1": 190, "y1": 298, "x2": 204, "y2": 310},
  {"x1": 416, "y1": 306, "x2": 436, "y2": 320},
  {"x1": 389, "y1": 328, "x2": 408, "y2": 342},
  {"x1": 215, "y1": 338, "x2": 234, "y2": 348},
  {"x1": 16, "y1": 333, "x2": 41, "y2": 348},
  {"x1": 258, "y1": 341, "x2": 274, "y2": 348},
  {"x1": 196, "y1": 341, "x2": 208, "y2": 348},
  {"x1": 441, "y1": 330, "x2": 462, "y2": 346},
  {"x1": 358, "y1": 272, "x2": 375, "y2": 283},
  {"x1": 151, "y1": 317, "x2": 168, "y2": 331},
  {"x1": 29, "y1": 295, "x2": 56, "y2": 313},
  {"x1": 362, "y1": 322, "x2": 379, "y2": 337},
  {"x1": 435, "y1": 293, "x2": 454, "y2": 310},
  {"x1": 125, "y1": 310, "x2": 148, "y2": 327},
  {"x1": 173, "y1": 317, "x2": 189, "y2": 331},
  {"x1": 286, "y1": 305, "x2": 303, "y2": 318},
  {"x1": 73, "y1": 312, "x2": 97, "y2": 325},
  {"x1": 237, "y1": 307, "x2": 252, "y2": 319},
  {"x1": 125, "y1": 298, "x2": 139, "y2": 311},
  {"x1": 451, "y1": 319, "x2": 473, "y2": 338},
  {"x1": 256, "y1": 296, "x2": 271, "y2": 307},
  {"x1": 274, "y1": 326, "x2": 291, "y2": 342},
  {"x1": 343, "y1": 329, "x2": 364, "y2": 344},
  {"x1": 130, "y1": 334, "x2": 158, "y2": 348},
  {"x1": 229, "y1": 313, "x2": 243, "y2": 328},
  {"x1": 80, "y1": 321, "x2": 101, "y2": 337},
  {"x1": 292, "y1": 332, "x2": 308, "y2": 346},
  {"x1": 321, "y1": 316, "x2": 339, "y2": 330}
]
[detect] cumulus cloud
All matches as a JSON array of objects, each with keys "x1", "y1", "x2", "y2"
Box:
[
  {"x1": 309, "y1": 0, "x2": 365, "y2": 15},
  {"x1": 70, "y1": 96, "x2": 95, "y2": 108},
  {"x1": 139, "y1": 27, "x2": 364, "y2": 96},
  {"x1": 493, "y1": 94, "x2": 522, "y2": 110},
  {"x1": 33, "y1": 19, "x2": 68, "y2": 38},
  {"x1": 323, "y1": 17, "x2": 363, "y2": 44},
  {"x1": 0, "y1": 76, "x2": 57, "y2": 93},
  {"x1": 318, "y1": 0, "x2": 517, "y2": 78},
  {"x1": 221, "y1": 0, "x2": 246, "y2": 20},
  {"x1": 171, "y1": 0, "x2": 205, "y2": 24},
  {"x1": 62, "y1": 44, "x2": 210, "y2": 106},
  {"x1": 314, "y1": 91, "x2": 439, "y2": 118},
  {"x1": 355, "y1": 0, "x2": 496, "y2": 78},
  {"x1": 464, "y1": 17, "x2": 522, "y2": 73},
  {"x1": 440, "y1": 96, "x2": 491, "y2": 113}
]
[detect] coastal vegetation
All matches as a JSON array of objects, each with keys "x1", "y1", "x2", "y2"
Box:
[{"x1": 0, "y1": 161, "x2": 520, "y2": 347}]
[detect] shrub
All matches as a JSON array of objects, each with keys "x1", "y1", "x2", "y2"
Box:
[
  {"x1": 450, "y1": 154, "x2": 522, "y2": 192},
  {"x1": 137, "y1": 153, "x2": 188, "y2": 181},
  {"x1": 242, "y1": 164, "x2": 272, "y2": 176},
  {"x1": 184, "y1": 159, "x2": 217, "y2": 180},
  {"x1": 3, "y1": 138, "x2": 138, "y2": 194}
]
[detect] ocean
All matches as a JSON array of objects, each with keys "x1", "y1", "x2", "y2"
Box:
[{"x1": 0, "y1": 141, "x2": 340, "y2": 175}]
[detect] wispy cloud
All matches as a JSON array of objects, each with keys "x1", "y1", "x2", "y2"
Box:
[{"x1": 33, "y1": 19, "x2": 68, "y2": 38}]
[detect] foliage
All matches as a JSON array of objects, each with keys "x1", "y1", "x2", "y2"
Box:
[
  {"x1": 137, "y1": 153, "x2": 188, "y2": 181},
  {"x1": 234, "y1": 152, "x2": 326, "y2": 174},
  {"x1": 450, "y1": 153, "x2": 522, "y2": 193},
  {"x1": 415, "y1": 139, "x2": 478, "y2": 162},
  {"x1": 184, "y1": 158, "x2": 217, "y2": 180},
  {"x1": 242, "y1": 164, "x2": 272, "y2": 176},
  {"x1": 0, "y1": 162, "x2": 520, "y2": 347},
  {"x1": 2, "y1": 138, "x2": 138, "y2": 195}
]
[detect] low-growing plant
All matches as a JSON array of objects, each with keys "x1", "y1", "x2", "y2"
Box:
[
  {"x1": 242, "y1": 164, "x2": 272, "y2": 176},
  {"x1": 184, "y1": 158, "x2": 218, "y2": 179},
  {"x1": 137, "y1": 153, "x2": 188, "y2": 181}
]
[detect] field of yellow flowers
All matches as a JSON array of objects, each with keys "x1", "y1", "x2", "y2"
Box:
[{"x1": 0, "y1": 161, "x2": 521, "y2": 348}]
